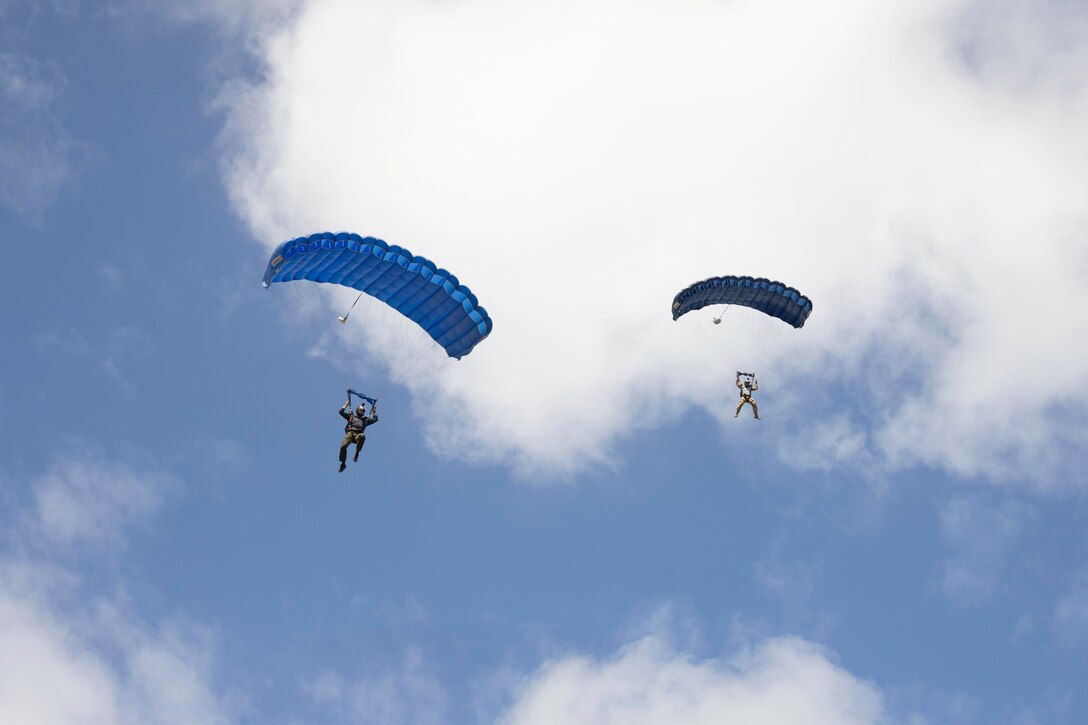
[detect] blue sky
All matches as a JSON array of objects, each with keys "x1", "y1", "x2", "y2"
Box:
[{"x1": 2, "y1": 1, "x2": 1088, "y2": 723}]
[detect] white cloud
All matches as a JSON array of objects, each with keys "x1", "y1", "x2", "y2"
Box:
[
  {"x1": 777, "y1": 414, "x2": 873, "y2": 474},
  {"x1": 0, "y1": 588, "x2": 120, "y2": 724},
  {"x1": 298, "y1": 594, "x2": 450, "y2": 722},
  {"x1": 180, "y1": 438, "x2": 251, "y2": 485},
  {"x1": 935, "y1": 495, "x2": 1033, "y2": 605},
  {"x1": 0, "y1": 51, "x2": 78, "y2": 221},
  {"x1": 99, "y1": 263, "x2": 124, "y2": 290},
  {"x1": 754, "y1": 553, "x2": 837, "y2": 638},
  {"x1": 0, "y1": 573, "x2": 235, "y2": 725},
  {"x1": 34, "y1": 326, "x2": 154, "y2": 398},
  {"x1": 884, "y1": 685, "x2": 979, "y2": 725},
  {"x1": 144, "y1": 0, "x2": 297, "y2": 33},
  {"x1": 498, "y1": 635, "x2": 886, "y2": 725},
  {"x1": 0, "y1": 450, "x2": 233, "y2": 725},
  {"x1": 1052, "y1": 570, "x2": 1088, "y2": 646},
  {"x1": 212, "y1": 0, "x2": 1088, "y2": 480},
  {"x1": 24, "y1": 452, "x2": 176, "y2": 552},
  {"x1": 617, "y1": 601, "x2": 704, "y2": 654},
  {"x1": 101, "y1": 610, "x2": 234, "y2": 725},
  {"x1": 949, "y1": 0, "x2": 1088, "y2": 95},
  {"x1": 303, "y1": 647, "x2": 449, "y2": 725},
  {"x1": 303, "y1": 669, "x2": 345, "y2": 704}
]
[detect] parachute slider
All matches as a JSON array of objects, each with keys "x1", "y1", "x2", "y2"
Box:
[{"x1": 338, "y1": 292, "x2": 365, "y2": 324}]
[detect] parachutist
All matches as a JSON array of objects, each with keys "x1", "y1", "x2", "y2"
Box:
[
  {"x1": 338, "y1": 397, "x2": 379, "y2": 472},
  {"x1": 735, "y1": 372, "x2": 760, "y2": 420},
  {"x1": 671, "y1": 277, "x2": 810, "y2": 422}
]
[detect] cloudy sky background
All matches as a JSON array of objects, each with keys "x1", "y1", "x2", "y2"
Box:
[{"x1": 2, "y1": 0, "x2": 1087, "y2": 722}]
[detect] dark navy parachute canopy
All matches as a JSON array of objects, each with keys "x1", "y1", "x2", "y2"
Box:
[
  {"x1": 262, "y1": 232, "x2": 493, "y2": 359},
  {"x1": 672, "y1": 276, "x2": 813, "y2": 329}
]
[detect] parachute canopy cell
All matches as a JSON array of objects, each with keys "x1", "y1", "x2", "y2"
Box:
[
  {"x1": 261, "y1": 232, "x2": 493, "y2": 359},
  {"x1": 671, "y1": 276, "x2": 813, "y2": 328}
]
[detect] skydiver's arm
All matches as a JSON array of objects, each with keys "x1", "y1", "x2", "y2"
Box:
[
  {"x1": 340, "y1": 407, "x2": 352, "y2": 421},
  {"x1": 751, "y1": 379, "x2": 758, "y2": 391}
]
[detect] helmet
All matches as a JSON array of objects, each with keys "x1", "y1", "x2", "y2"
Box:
[{"x1": 356, "y1": 405, "x2": 366, "y2": 415}]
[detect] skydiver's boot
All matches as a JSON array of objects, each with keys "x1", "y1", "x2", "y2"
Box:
[{"x1": 338, "y1": 462, "x2": 346, "y2": 473}]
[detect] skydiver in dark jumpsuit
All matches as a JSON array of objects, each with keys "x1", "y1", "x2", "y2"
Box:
[{"x1": 339, "y1": 398, "x2": 378, "y2": 472}]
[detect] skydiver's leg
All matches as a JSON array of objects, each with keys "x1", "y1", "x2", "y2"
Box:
[
  {"x1": 353, "y1": 433, "x2": 366, "y2": 462},
  {"x1": 735, "y1": 399, "x2": 743, "y2": 417},
  {"x1": 751, "y1": 398, "x2": 760, "y2": 419},
  {"x1": 339, "y1": 433, "x2": 352, "y2": 471}
]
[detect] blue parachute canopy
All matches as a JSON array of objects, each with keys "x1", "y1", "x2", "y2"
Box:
[
  {"x1": 672, "y1": 275, "x2": 813, "y2": 328},
  {"x1": 262, "y1": 231, "x2": 493, "y2": 359}
]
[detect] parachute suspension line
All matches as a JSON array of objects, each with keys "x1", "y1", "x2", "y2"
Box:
[
  {"x1": 679, "y1": 316, "x2": 737, "y2": 400},
  {"x1": 268, "y1": 283, "x2": 301, "y2": 329},
  {"x1": 378, "y1": 294, "x2": 393, "y2": 359},
  {"x1": 386, "y1": 322, "x2": 435, "y2": 380},
  {"x1": 738, "y1": 310, "x2": 758, "y2": 373},
  {"x1": 383, "y1": 303, "x2": 407, "y2": 365},
  {"x1": 355, "y1": 287, "x2": 375, "y2": 356},
  {"x1": 363, "y1": 289, "x2": 374, "y2": 329},
  {"x1": 707, "y1": 304, "x2": 737, "y2": 369},
  {"x1": 352, "y1": 297, "x2": 430, "y2": 384},
  {"x1": 406, "y1": 325, "x2": 441, "y2": 370},
  {"x1": 693, "y1": 319, "x2": 720, "y2": 360},
  {"x1": 694, "y1": 312, "x2": 733, "y2": 363},
  {"x1": 290, "y1": 280, "x2": 317, "y2": 321},
  {"x1": 678, "y1": 313, "x2": 710, "y2": 354},
  {"x1": 334, "y1": 289, "x2": 440, "y2": 385},
  {"x1": 685, "y1": 305, "x2": 788, "y2": 381},
  {"x1": 392, "y1": 352, "x2": 453, "y2": 388},
  {"x1": 348, "y1": 295, "x2": 370, "y2": 358},
  {"x1": 267, "y1": 281, "x2": 289, "y2": 313},
  {"x1": 389, "y1": 344, "x2": 435, "y2": 385},
  {"x1": 679, "y1": 316, "x2": 726, "y2": 386},
  {"x1": 297, "y1": 283, "x2": 338, "y2": 353},
  {"x1": 755, "y1": 318, "x2": 788, "y2": 372}
]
